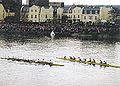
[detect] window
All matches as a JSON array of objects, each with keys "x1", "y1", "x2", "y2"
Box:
[
  {"x1": 84, "y1": 16, "x2": 86, "y2": 19},
  {"x1": 87, "y1": 10, "x2": 90, "y2": 14},
  {"x1": 95, "y1": 16, "x2": 97, "y2": 20},
  {"x1": 97, "y1": 10, "x2": 100, "y2": 14},
  {"x1": 46, "y1": 15, "x2": 47, "y2": 18},
  {"x1": 78, "y1": 15, "x2": 79, "y2": 18},
  {"x1": 82, "y1": 10, "x2": 85, "y2": 14},
  {"x1": 89, "y1": 16, "x2": 93, "y2": 20},
  {"x1": 31, "y1": 15, "x2": 33, "y2": 18},
  {"x1": 96, "y1": 10, "x2": 100, "y2": 14},
  {"x1": 31, "y1": 10, "x2": 33, "y2": 12},
  {"x1": 92, "y1": 10, "x2": 95, "y2": 14},
  {"x1": 74, "y1": 15, "x2": 75, "y2": 18},
  {"x1": 35, "y1": 10, "x2": 37, "y2": 12},
  {"x1": 35, "y1": 15, "x2": 37, "y2": 18},
  {"x1": 58, "y1": 15, "x2": 60, "y2": 18},
  {"x1": 74, "y1": 10, "x2": 75, "y2": 13},
  {"x1": 69, "y1": 15, "x2": 70, "y2": 18}
]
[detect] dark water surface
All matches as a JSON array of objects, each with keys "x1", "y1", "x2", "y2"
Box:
[{"x1": 0, "y1": 36, "x2": 120, "y2": 86}]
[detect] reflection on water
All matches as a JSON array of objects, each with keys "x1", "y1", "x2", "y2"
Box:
[{"x1": 0, "y1": 36, "x2": 120, "y2": 86}]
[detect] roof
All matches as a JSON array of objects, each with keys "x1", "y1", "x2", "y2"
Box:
[
  {"x1": 83, "y1": 6, "x2": 100, "y2": 10},
  {"x1": 63, "y1": 5, "x2": 71, "y2": 13},
  {"x1": 63, "y1": 5, "x2": 83, "y2": 13}
]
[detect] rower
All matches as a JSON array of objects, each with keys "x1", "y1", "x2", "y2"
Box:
[
  {"x1": 83, "y1": 58, "x2": 86, "y2": 62},
  {"x1": 100, "y1": 60, "x2": 102, "y2": 63},
  {"x1": 103, "y1": 61, "x2": 107, "y2": 67},
  {"x1": 50, "y1": 60, "x2": 53, "y2": 63},
  {"x1": 73, "y1": 56, "x2": 76, "y2": 60},
  {"x1": 41, "y1": 59, "x2": 46, "y2": 66},
  {"x1": 69, "y1": 56, "x2": 72, "y2": 59},
  {"x1": 92, "y1": 59, "x2": 96, "y2": 66},
  {"x1": 83, "y1": 58, "x2": 86, "y2": 64},
  {"x1": 93, "y1": 59, "x2": 96, "y2": 63},
  {"x1": 88, "y1": 58, "x2": 92, "y2": 65},
  {"x1": 103, "y1": 61, "x2": 107, "y2": 64},
  {"x1": 37, "y1": 59, "x2": 40, "y2": 62},
  {"x1": 88, "y1": 58, "x2": 91, "y2": 62},
  {"x1": 99, "y1": 60, "x2": 102, "y2": 67},
  {"x1": 78, "y1": 57, "x2": 81, "y2": 61},
  {"x1": 49, "y1": 60, "x2": 53, "y2": 67}
]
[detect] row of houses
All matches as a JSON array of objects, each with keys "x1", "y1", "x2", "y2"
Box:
[
  {"x1": 20, "y1": 4, "x2": 112, "y2": 23},
  {"x1": 20, "y1": 5, "x2": 54, "y2": 22},
  {"x1": 0, "y1": 2, "x2": 113, "y2": 23}
]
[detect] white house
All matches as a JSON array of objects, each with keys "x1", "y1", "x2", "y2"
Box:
[
  {"x1": 29, "y1": 5, "x2": 40, "y2": 22},
  {"x1": 40, "y1": 6, "x2": 54, "y2": 22},
  {"x1": 20, "y1": 5, "x2": 54, "y2": 23}
]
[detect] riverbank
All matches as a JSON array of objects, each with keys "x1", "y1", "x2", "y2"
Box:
[{"x1": 0, "y1": 22, "x2": 119, "y2": 40}]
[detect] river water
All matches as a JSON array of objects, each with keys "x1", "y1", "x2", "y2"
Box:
[{"x1": 0, "y1": 36, "x2": 120, "y2": 86}]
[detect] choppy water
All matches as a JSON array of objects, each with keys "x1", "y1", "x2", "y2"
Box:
[{"x1": 0, "y1": 36, "x2": 120, "y2": 86}]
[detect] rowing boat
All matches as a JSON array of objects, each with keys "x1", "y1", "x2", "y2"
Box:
[
  {"x1": 1, "y1": 57, "x2": 64, "y2": 67},
  {"x1": 57, "y1": 57, "x2": 120, "y2": 68}
]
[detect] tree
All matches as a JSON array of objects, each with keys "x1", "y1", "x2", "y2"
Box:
[
  {"x1": 2, "y1": 0, "x2": 21, "y2": 22},
  {"x1": 109, "y1": 7, "x2": 120, "y2": 24},
  {"x1": 61, "y1": 15, "x2": 68, "y2": 23}
]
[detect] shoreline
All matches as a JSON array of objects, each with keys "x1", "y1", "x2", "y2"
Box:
[{"x1": 0, "y1": 22, "x2": 119, "y2": 40}]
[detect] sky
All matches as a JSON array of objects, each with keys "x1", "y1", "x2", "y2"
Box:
[{"x1": 22, "y1": 0, "x2": 120, "y2": 5}]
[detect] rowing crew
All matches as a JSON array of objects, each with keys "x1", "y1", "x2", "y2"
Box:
[
  {"x1": 5, "y1": 57, "x2": 53, "y2": 65},
  {"x1": 64, "y1": 56, "x2": 108, "y2": 67}
]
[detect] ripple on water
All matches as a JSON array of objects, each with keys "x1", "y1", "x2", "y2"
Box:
[{"x1": 0, "y1": 37, "x2": 120, "y2": 86}]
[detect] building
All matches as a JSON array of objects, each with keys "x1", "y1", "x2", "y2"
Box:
[
  {"x1": 22, "y1": 0, "x2": 29, "y2": 5},
  {"x1": 49, "y1": 2, "x2": 64, "y2": 7},
  {"x1": 81, "y1": 6, "x2": 100, "y2": 23},
  {"x1": 20, "y1": 5, "x2": 54, "y2": 22},
  {"x1": 100, "y1": 6, "x2": 112, "y2": 21},
  {"x1": 20, "y1": 4, "x2": 113, "y2": 23},
  {"x1": 0, "y1": 3, "x2": 6, "y2": 21},
  {"x1": 26, "y1": 0, "x2": 29, "y2": 5},
  {"x1": 57, "y1": 7, "x2": 64, "y2": 20},
  {"x1": 29, "y1": 0, "x2": 49, "y2": 7},
  {"x1": 40, "y1": 6, "x2": 54, "y2": 22},
  {"x1": 57, "y1": 5, "x2": 113, "y2": 23},
  {"x1": 29, "y1": 5, "x2": 40, "y2": 22},
  {"x1": 70, "y1": 6, "x2": 83, "y2": 23}
]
